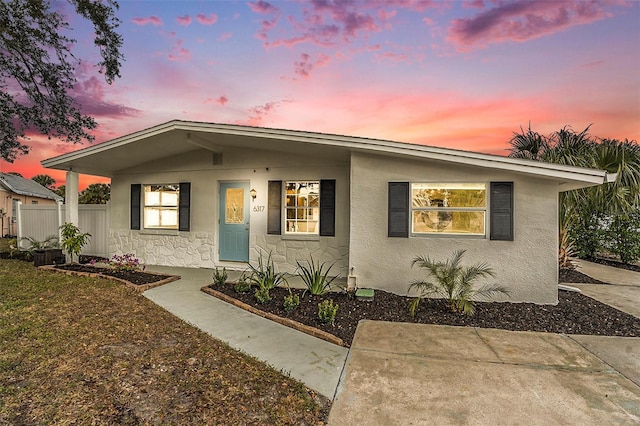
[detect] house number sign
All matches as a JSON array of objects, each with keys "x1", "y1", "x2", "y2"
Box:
[{"x1": 253, "y1": 205, "x2": 265, "y2": 212}]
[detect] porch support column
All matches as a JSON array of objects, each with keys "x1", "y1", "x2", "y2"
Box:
[{"x1": 65, "y1": 170, "x2": 79, "y2": 226}]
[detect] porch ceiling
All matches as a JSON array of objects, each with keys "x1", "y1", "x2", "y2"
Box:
[{"x1": 42, "y1": 127, "x2": 352, "y2": 177}]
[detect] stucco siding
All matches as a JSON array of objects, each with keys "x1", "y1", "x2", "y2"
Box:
[
  {"x1": 349, "y1": 152, "x2": 559, "y2": 304},
  {"x1": 108, "y1": 146, "x2": 350, "y2": 273}
]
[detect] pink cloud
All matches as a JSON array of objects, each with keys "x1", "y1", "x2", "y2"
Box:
[
  {"x1": 196, "y1": 13, "x2": 218, "y2": 25},
  {"x1": 167, "y1": 40, "x2": 191, "y2": 62},
  {"x1": 375, "y1": 51, "x2": 410, "y2": 63},
  {"x1": 132, "y1": 16, "x2": 163, "y2": 26},
  {"x1": 292, "y1": 52, "x2": 331, "y2": 79},
  {"x1": 204, "y1": 96, "x2": 228, "y2": 106},
  {"x1": 177, "y1": 15, "x2": 192, "y2": 26},
  {"x1": 218, "y1": 32, "x2": 233, "y2": 41},
  {"x1": 244, "y1": 101, "x2": 290, "y2": 126},
  {"x1": 447, "y1": 1, "x2": 611, "y2": 51},
  {"x1": 248, "y1": 0, "x2": 280, "y2": 14}
]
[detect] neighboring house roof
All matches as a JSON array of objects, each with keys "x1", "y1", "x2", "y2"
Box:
[
  {"x1": 41, "y1": 120, "x2": 614, "y2": 190},
  {"x1": 0, "y1": 173, "x2": 63, "y2": 202}
]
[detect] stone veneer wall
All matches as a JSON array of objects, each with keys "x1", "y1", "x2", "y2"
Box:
[
  {"x1": 254, "y1": 235, "x2": 350, "y2": 276},
  {"x1": 110, "y1": 229, "x2": 217, "y2": 268}
]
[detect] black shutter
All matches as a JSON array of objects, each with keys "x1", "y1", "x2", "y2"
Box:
[
  {"x1": 388, "y1": 182, "x2": 409, "y2": 237},
  {"x1": 267, "y1": 180, "x2": 282, "y2": 235},
  {"x1": 319, "y1": 179, "x2": 336, "y2": 236},
  {"x1": 179, "y1": 182, "x2": 191, "y2": 231},
  {"x1": 131, "y1": 184, "x2": 141, "y2": 230},
  {"x1": 490, "y1": 182, "x2": 513, "y2": 241}
]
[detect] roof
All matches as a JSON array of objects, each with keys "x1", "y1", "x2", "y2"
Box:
[
  {"x1": 0, "y1": 173, "x2": 63, "y2": 202},
  {"x1": 41, "y1": 120, "x2": 613, "y2": 191}
]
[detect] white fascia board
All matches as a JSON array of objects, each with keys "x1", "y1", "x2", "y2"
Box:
[{"x1": 41, "y1": 119, "x2": 608, "y2": 185}]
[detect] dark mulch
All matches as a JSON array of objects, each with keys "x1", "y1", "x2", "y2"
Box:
[
  {"x1": 587, "y1": 257, "x2": 640, "y2": 273},
  {"x1": 55, "y1": 264, "x2": 171, "y2": 285},
  {"x1": 211, "y1": 283, "x2": 640, "y2": 346},
  {"x1": 559, "y1": 267, "x2": 608, "y2": 284}
]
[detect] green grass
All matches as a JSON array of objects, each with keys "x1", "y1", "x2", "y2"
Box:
[{"x1": 0, "y1": 258, "x2": 329, "y2": 424}]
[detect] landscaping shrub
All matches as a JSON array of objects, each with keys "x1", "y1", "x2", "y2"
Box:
[
  {"x1": 234, "y1": 274, "x2": 252, "y2": 293},
  {"x1": 59, "y1": 222, "x2": 91, "y2": 263},
  {"x1": 109, "y1": 253, "x2": 144, "y2": 272},
  {"x1": 212, "y1": 267, "x2": 228, "y2": 286},
  {"x1": 296, "y1": 256, "x2": 339, "y2": 296},
  {"x1": 605, "y1": 212, "x2": 640, "y2": 264},
  {"x1": 409, "y1": 249, "x2": 508, "y2": 317},
  {"x1": 318, "y1": 299, "x2": 338, "y2": 325},
  {"x1": 283, "y1": 292, "x2": 300, "y2": 312},
  {"x1": 254, "y1": 286, "x2": 271, "y2": 304}
]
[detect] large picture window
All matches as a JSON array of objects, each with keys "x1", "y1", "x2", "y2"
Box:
[
  {"x1": 285, "y1": 181, "x2": 320, "y2": 234},
  {"x1": 144, "y1": 184, "x2": 179, "y2": 229},
  {"x1": 411, "y1": 183, "x2": 486, "y2": 235}
]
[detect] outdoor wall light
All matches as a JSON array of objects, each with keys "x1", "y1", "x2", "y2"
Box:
[{"x1": 250, "y1": 188, "x2": 257, "y2": 200}]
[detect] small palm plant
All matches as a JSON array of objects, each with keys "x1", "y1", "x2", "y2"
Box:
[{"x1": 409, "y1": 249, "x2": 509, "y2": 317}]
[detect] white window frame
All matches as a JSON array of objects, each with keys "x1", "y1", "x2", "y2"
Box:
[
  {"x1": 284, "y1": 180, "x2": 320, "y2": 235},
  {"x1": 411, "y1": 183, "x2": 487, "y2": 236},
  {"x1": 143, "y1": 184, "x2": 179, "y2": 230}
]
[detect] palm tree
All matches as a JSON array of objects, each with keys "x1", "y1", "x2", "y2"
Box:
[
  {"x1": 31, "y1": 174, "x2": 56, "y2": 190},
  {"x1": 409, "y1": 249, "x2": 509, "y2": 317},
  {"x1": 508, "y1": 125, "x2": 640, "y2": 261}
]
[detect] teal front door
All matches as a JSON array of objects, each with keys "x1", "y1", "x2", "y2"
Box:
[{"x1": 219, "y1": 182, "x2": 250, "y2": 262}]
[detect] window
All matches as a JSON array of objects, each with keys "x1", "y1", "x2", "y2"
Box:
[
  {"x1": 31, "y1": 200, "x2": 38, "y2": 205},
  {"x1": 285, "y1": 181, "x2": 320, "y2": 234},
  {"x1": 411, "y1": 183, "x2": 486, "y2": 235},
  {"x1": 143, "y1": 184, "x2": 179, "y2": 229}
]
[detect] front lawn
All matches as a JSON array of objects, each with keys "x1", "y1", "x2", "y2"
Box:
[{"x1": 0, "y1": 259, "x2": 328, "y2": 424}]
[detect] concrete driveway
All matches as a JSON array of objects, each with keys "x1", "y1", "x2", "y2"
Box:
[
  {"x1": 330, "y1": 259, "x2": 640, "y2": 425},
  {"x1": 329, "y1": 321, "x2": 640, "y2": 425}
]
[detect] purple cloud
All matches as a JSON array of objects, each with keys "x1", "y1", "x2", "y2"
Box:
[
  {"x1": 177, "y1": 15, "x2": 191, "y2": 26},
  {"x1": 447, "y1": 0, "x2": 611, "y2": 51},
  {"x1": 196, "y1": 13, "x2": 218, "y2": 25}
]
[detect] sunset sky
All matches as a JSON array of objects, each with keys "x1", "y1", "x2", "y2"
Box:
[{"x1": 2, "y1": 0, "x2": 639, "y2": 189}]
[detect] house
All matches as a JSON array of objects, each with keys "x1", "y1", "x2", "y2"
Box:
[
  {"x1": 41, "y1": 120, "x2": 613, "y2": 304},
  {"x1": 0, "y1": 172, "x2": 63, "y2": 237}
]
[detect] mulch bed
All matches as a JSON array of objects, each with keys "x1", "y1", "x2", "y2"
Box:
[
  {"x1": 49, "y1": 264, "x2": 179, "y2": 292},
  {"x1": 559, "y1": 267, "x2": 608, "y2": 284},
  {"x1": 208, "y1": 282, "x2": 640, "y2": 347}
]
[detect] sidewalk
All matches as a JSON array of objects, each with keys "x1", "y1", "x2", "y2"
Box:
[
  {"x1": 570, "y1": 258, "x2": 640, "y2": 318},
  {"x1": 143, "y1": 266, "x2": 348, "y2": 400}
]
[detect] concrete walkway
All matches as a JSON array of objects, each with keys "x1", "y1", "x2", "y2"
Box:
[
  {"x1": 143, "y1": 266, "x2": 348, "y2": 400},
  {"x1": 570, "y1": 258, "x2": 640, "y2": 318}
]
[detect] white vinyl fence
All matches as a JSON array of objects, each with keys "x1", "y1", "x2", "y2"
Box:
[{"x1": 17, "y1": 202, "x2": 110, "y2": 257}]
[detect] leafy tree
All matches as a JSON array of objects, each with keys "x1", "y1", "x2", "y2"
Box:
[
  {"x1": 508, "y1": 125, "x2": 640, "y2": 263},
  {"x1": 54, "y1": 185, "x2": 66, "y2": 202},
  {"x1": 0, "y1": 0, "x2": 123, "y2": 162},
  {"x1": 31, "y1": 174, "x2": 56, "y2": 190},
  {"x1": 78, "y1": 183, "x2": 110, "y2": 204}
]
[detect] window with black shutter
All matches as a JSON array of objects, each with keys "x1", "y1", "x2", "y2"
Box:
[
  {"x1": 490, "y1": 182, "x2": 514, "y2": 241},
  {"x1": 130, "y1": 184, "x2": 141, "y2": 230},
  {"x1": 178, "y1": 182, "x2": 191, "y2": 231},
  {"x1": 388, "y1": 182, "x2": 409, "y2": 237},
  {"x1": 267, "y1": 180, "x2": 282, "y2": 235}
]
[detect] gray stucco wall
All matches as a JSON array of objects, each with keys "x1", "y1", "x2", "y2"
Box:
[
  {"x1": 348, "y1": 152, "x2": 559, "y2": 304},
  {"x1": 108, "y1": 146, "x2": 350, "y2": 275}
]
